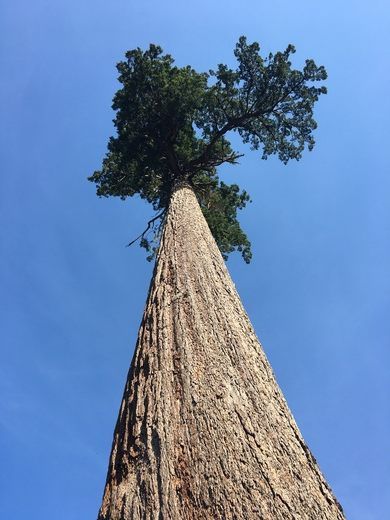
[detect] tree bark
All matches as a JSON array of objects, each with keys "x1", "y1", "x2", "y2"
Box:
[{"x1": 98, "y1": 184, "x2": 345, "y2": 520}]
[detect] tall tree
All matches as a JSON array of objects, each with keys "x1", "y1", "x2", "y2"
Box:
[{"x1": 90, "y1": 38, "x2": 344, "y2": 519}]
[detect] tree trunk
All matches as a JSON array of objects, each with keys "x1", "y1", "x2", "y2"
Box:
[{"x1": 98, "y1": 184, "x2": 345, "y2": 520}]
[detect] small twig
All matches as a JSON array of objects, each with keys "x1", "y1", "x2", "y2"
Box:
[{"x1": 126, "y1": 210, "x2": 166, "y2": 247}]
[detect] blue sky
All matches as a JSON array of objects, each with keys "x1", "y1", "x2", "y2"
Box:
[{"x1": 1, "y1": 0, "x2": 389, "y2": 518}]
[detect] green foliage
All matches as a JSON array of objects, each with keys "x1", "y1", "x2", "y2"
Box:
[
  {"x1": 89, "y1": 37, "x2": 327, "y2": 262},
  {"x1": 199, "y1": 179, "x2": 252, "y2": 264}
]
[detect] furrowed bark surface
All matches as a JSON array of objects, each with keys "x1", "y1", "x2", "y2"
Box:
[{"x1": 98, "y1": 184, "x2": 344, "y2": 520}]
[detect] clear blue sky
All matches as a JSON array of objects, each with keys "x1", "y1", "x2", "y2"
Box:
[{"x1": 1, "y1": 1, "x2": 389, "y2": 518}]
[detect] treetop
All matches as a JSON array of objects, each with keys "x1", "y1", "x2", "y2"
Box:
[{"x1": 89, "y1": 37, "x2": 327, "y2": 262}]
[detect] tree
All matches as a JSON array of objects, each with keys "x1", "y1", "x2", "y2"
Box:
[
  {"x1": 89, "y1": 36, "x2": 327, "y2": 263},
  {"x1": 91, "y1": 38, "x2": 344, "y2": 519}
]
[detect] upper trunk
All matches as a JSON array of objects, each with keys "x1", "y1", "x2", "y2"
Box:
[{"x1": 98, "y1": 184, "x2": 344, "y2": 520}]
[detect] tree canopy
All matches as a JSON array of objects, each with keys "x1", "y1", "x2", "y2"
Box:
[{"x1": 89, "y1": 37, "x2": 327, "y2": 262}]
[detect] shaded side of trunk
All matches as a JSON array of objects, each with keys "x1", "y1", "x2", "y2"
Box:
[{"x1": 98, "y1": 184, "x2": 344, "y2": 520}]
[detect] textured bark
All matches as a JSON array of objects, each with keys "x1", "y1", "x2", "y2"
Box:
[{"x1": 98, "y1": 184, "x2": 345, "y2": 520}]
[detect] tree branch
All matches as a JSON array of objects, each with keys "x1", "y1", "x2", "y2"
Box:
[
  {"x1": 189, "y1": 77, "x2": 306, "y2": 172},
  {"x1": 126, "y1": 210, "x2": 166, "y2": 247}
]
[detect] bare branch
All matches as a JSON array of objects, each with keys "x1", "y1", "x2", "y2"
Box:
[{"x1": 126, "y1": 210, "x2": 166, "y2": 247}]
